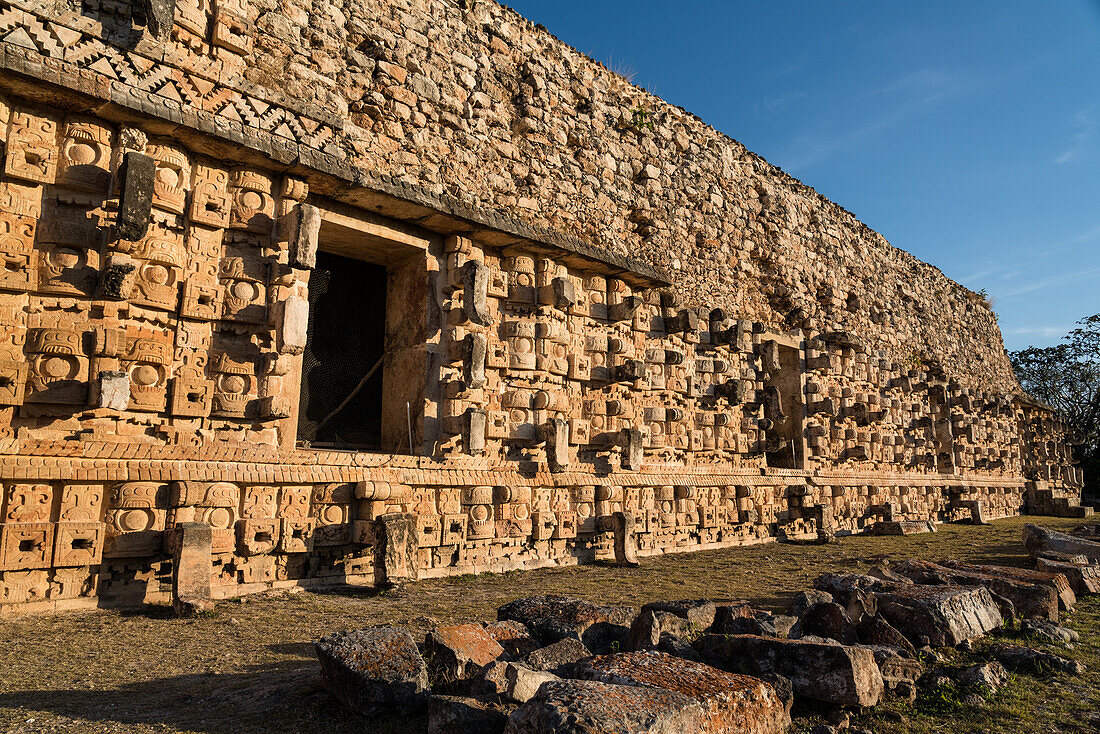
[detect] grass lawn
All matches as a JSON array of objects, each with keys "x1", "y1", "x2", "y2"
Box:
[{"x1": 0, "y1": 515, "x2": 1095, "y2": 733}]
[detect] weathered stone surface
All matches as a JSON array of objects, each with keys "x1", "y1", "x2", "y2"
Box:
[
  {"x1": 428, "y1": 694, "x2": 511, "y2": 734},
  {"x1": 870, "y1": 520, "x2": 935, "y2": 536},
  {"x1": 525, "y1": 637, "x2": 591, "y2": 676},
  {"x1": 789, "y1": 602, "x2": 857, "y2": 645},
  {"x1": 990, "y1": 644, "x2": 1085, "y2": 676},
  {"x1": 1020, "y1": 618, "x2": 1079, "y2": 645},
  {"x1": 475, "y1": 661, "x2": 559, "y2": 703},
  {"x1": 657, "y1": 633, "x2": 703, "y2": 662},
  {"x1": 95, "y1": 371, "x2": 130, "y2": 411},
  {"x1": 171, "y1": 522, "x2": 212, "y2": 617},
  {"x1": 483, "y1": 620, "x2": 541, "y2": 657},
  {"x1": 694, "y1": 634, "x2": 884, "y2": 707},
  {"x1": 872, "y1": 583, "x2": 1004, "y2": 646},
  {"x1": 892, "y1": 559, "x2": 1060, "y2": 621},
  {"x1": 812, "y1": 574, "x2": 882, "y2": 622},
  {"x1": 504, "y1": 679, "x2": 705, "y2": 734},
  {"x1": 498, "y1": 595, "x2": 621, "y2": 644},
  {"x1": 378, "y1": 513, "x2": 418, "y2": 585},
  {"x1": 1036, "y1": 558, "x2": 1100, "y2": 595},
  {"x1": 578, "y1": 652, "x2": 789, "y2": 734},
  {"x1": 956, "y1": 661, "x2": 1008, "y2": 692},
  {"x1": 427, "y1": 623, "x2": 506, "y2": 681},
  {"x1": 629, "y1": 609, "x2": 695, "y2": 651},
  {"x1": 855, "y1": 615, "x2": 917, "y2": 657},
  {"x1": 938, "y1": 559, "x2": 1076, "y2": 611},
  {"x1": 858, "y1": 645, "x2": 922, "y2": 693},
  {"x1": 642, "y1": 599, "x2": 717, "y2": 629},
  {"x1": 117, "y1": 151, "x2": 154, "y2": 241},
  {"x1": 315, "y1": 627, "x2": 429, "y2": 714},
  {"x1": 1024, "y1": 524, "x2": 1100, "y2": 564},
  {"x1": 789, "y1": 590, "x2": 833, "y2": 617}
]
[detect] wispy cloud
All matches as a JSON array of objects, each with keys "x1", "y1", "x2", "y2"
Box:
[
  {"x1": 997, "y1": 264, "x2": 1100, "y2": 299},
  {"x1": 779, "y1": 66, "x2": 981, "y2": 171},
  {"x1": 755, "y1": 90, "x2": 810, "y2": 119},
  {"x1": 1007, "y1": 325, "x2": 1074, "y2": 338},
  {"x1": 1055, "y1": 108, "x2": 1094, "y2": 164}
]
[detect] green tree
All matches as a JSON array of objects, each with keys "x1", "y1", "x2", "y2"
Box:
[{"x1": 1010, "y1": 314, "x2": 1100, "y2": 499}]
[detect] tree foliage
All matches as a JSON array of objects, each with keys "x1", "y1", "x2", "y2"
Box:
[{"x1": 1010, "y1": 314, "x2": 1100, "y2": 497}]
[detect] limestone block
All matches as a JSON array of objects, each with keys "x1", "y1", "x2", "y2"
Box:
[
  {"x1": 694, "y1": 634, "x2": 884, "y2": 707},
  {"x1": 315, "y1": 627, "x2": 429, "y2": 714},
  {"x1": 578, "y1": 652, "x2": 788, "y2": 734},
  {"x1": 504, "y1": 679, "x2": 703, "y2": 734}
]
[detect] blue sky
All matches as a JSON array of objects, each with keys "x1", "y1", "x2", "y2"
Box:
[{"x1": 504, "y1": 0, "x2": 1100, "y2": 351}]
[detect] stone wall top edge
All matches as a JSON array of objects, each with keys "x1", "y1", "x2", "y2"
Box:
[{"x1": 489, "y1": 1, "x2": 978, "y2": 297}]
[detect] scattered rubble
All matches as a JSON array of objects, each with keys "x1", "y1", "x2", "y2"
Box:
[
  {"x1": 1024, "y1": 523, "x2": 1100, "y2": 563},
  {"x1": 990, "y1": 644, "x2": 1085, "y2": 676},
  {"x1": 310, "y1": 526, "x2": 1091, "y2": 732}
]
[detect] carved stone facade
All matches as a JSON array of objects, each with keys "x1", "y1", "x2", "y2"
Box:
[{"x1": 0, "y1": 0, "x2": 1088, "y2": 612}]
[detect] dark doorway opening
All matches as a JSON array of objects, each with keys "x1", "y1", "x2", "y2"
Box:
[{"x1": 297, "y1": 251, "x2": 387, "y2": 449}]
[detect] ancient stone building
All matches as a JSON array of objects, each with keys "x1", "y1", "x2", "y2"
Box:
[{"x1": 0, "y1": 0, "x2": 1087, "y2": 613}]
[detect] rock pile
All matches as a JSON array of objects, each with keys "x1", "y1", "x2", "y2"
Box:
[{"x1": 313, "y1": 531, "x2": 1091, "y2": 732}]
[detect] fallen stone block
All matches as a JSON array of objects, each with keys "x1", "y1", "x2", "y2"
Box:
[
  {"x1": 956, "y1": 660, "x2": 1008, "y2": 693},
  {"x1": 870, "y1": 520, "x2": 935, "y2": 535},
  {"x1": 578, "y1": 651, "x2": 789, "y2": 734},
  {"x1": 990, "y1": 644, "x2": 1085, "y2": 676},
  {"x1": 483, "y1": 620, "x2": 541, "y2": 657},
  {"x1": 812, "y1": 574, "x2": 883, "y2": 622},
  {"x1": 1037, "y1": 549, "x2": 1090, "y2": 564},
  {"x1": 628, "y1": 609, "x2": 695, "y2": 651},
  {"x1": 789, "y1": 589, "x2": 833, "y2": 617},
  {"x1": 938, "y1": 559, "x2": 1076, "y2": 611},
  {"x1": 1023, "y1": 524, "x2": 1100, "y2": 564},
  {"x1": 474, "y1": 661, "x2": 559, "y2": 703},
  {"x1": 856, "y1": 615, "x2": 917, "y2": 657},
  {"x1": 694, "y1": 634, "x2": 884, "y2": 707},
  {"x1": 525, "y1": 637, "x2": 591, "y2": 676},
  {"x1": 1020, "y1": 618, "x2": 1079, "y2": 645},
  {"x1": 504, "y1": 679, "x2": 704, "y2": 734},
  {"x1": 789, "y1": 601, "x2": 857, "y2": 645},
  {"x1": 428, "y1": 694, "x2": 512, "y2": 734},
  {"x1": 657, "y1": 633, "x2": 702, "y2": 661},
  {"x1": 858, "y1": 645, "x2": 922, "y2": 694},
  {"x1": 641, "y1": 599, "x2": 717, "y2": 629},
  {"x1": 497, "y1": 595, "x2": 631, "y2": 645},
  {"x1": 872, "y1": 583, "x2": 1004, "y2": 646},
  {"x1": 1036, "y1": 557, "x2": 1100, "y2": 595},
  {"x1": 315, "y1": 627, "x2": 429, "y2": 714},
  {"x1": 427, "y1": 623, "x2": 506, "y2": 681},
  {"x1": 892, "y1": 559, "x2": 1055, "y2": 623}
]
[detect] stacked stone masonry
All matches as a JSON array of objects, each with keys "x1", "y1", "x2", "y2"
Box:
[{"x1": 0, "y1": 0, "x2": 1087, "y2": 612}]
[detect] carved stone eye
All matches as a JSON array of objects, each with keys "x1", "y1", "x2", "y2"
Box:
[
  {"x1": 131, "y1": 364, "x2": 159, "y2": 386},
  {"x1": 241, "y1": 191, "x2": 264, "y2": 209},
  {"x1": 117, "y1": 508, "x2": 154, "y2": 532},
  {"x1": 144, "y1": 264, "x2": 169, "y2": 285},
  {"x1": 156, "y1": 165, "x2": 179, "y2": 188},
  {"x1": 205, "y1": 507, "x2": 233, "y2": 529},
  {"x1": 42, "y1": 356, "x2": 75, "y2": 379},
  {"x1": 222, "y1": 375, "x2": 247, "y2": 394},
  {"x1": 68, "y1": 142, "x2": 97, "y2": 165},
  {"x1": 231, "y1": 281, "x2": 257, "y2": 300},
  {"x1": 51, "y1": 248, "x2": 81, "y2": 268}
]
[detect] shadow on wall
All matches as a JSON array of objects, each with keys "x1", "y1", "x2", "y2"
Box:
[{"x1": 0, "y1": 662, "x2": 420, "y2": 734}]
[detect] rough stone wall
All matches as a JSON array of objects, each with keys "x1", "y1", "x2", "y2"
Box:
[
  {"x1": 235, "y1": 0, "x2": 1014, "y2": 393},
  {"x1": 0, "y1": 0, "x2": 1082, "y2": 614}
]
